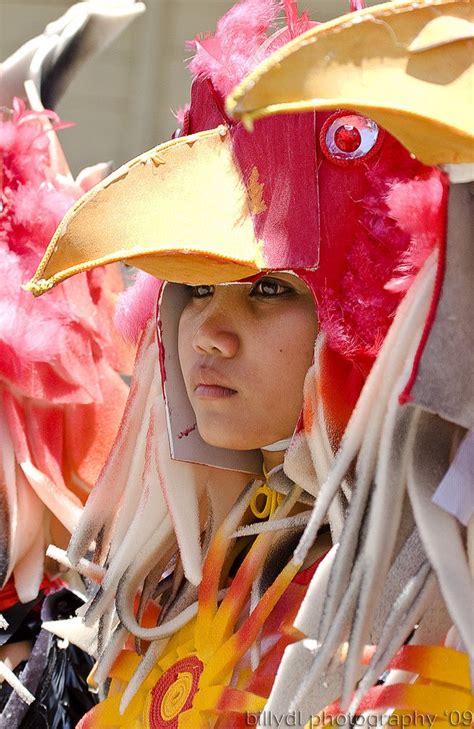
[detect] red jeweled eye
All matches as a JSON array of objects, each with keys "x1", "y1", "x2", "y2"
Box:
[
  {"x1": 320, "y1": 111, "x2": 383, "y2": 166},
  {"x1": 334, "y1": 124, "x2": 361, "y2": 152}
]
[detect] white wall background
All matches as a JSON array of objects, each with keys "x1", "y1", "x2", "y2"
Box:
[{"x1": 1, "y1": 0, "x2": 380, "y2": 176}]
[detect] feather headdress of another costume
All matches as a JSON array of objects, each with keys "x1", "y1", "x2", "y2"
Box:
[{"x1": 0, "y1": 98, "x2": 130, "y2": 602}]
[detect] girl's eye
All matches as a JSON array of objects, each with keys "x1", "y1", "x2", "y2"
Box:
[
  {"x1": 189, "y1": 284, "x2": 214, "y2": 298},
  {"x1": 251, "y1": 278, "x2": 291, "y2": 297}
]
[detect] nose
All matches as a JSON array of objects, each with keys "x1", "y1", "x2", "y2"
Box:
[{"x1": 192, "y1": 302, "x2": 240, "y2": 358}]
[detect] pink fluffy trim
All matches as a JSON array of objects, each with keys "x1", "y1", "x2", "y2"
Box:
[
  {"x1": 350, "y1": 0, "x2": 366, "y2": 10},
  {"x1": 188, "y1": 0, "x2": 313, "y2": 97},
  {"x1": 385, "y1": 171, "x2": 445, "y2": 293},
  {"x1": 189, "y1": 0, "x2": 279, "y2": 96},
  {"x1": 115, "y1": 270, "x2": 162, "y2": 344},
  {"x1": 0, "y1": 98, "x2": 128, "y2": 400}
]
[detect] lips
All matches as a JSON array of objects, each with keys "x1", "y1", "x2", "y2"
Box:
[
  {"x1": 194, "y1": 384, "x2": 237, "y2": 398},
  {"x1": 192, "y1": 367, "x2": 238, "y2": 399}
]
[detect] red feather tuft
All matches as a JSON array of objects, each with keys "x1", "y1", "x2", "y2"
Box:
[
  {"x1": 188, "y1": 0, "x2": 280, "y2": 96},
  {"x1": 349, "y1": 0, "x2": 366, "y2": 10},
  {"x1": 283, "y1": 0, "x2": 299, "y2": 33},
  {"x1": 0, "y1": 99, "x2": 128, "y2": 399},
  {"x1": 115, "y1": 270, "x2": 162, "y2": 344},
  {"x1": 385, "y1": 171, "x2": 445, "y2": 293},
  {"x1": 187, "y1": 0, "x2": 315, "y2": 97}
]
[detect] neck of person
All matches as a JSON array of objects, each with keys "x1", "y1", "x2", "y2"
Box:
[{"x1": 261, "y1": 448, "x2": 285, "y2": 474}]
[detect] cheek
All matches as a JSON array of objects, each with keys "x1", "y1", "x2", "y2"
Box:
[
  {"x1": 280, "y1": 320, "x2": 315, "y2": 381},
  {"x1": 255, "y1": 307, "x2": 317, "y2": 395},
  {"x1": 280, "y1": 305, "x2": 316, "y2": 357}
]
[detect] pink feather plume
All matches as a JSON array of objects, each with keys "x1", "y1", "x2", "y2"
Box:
[
  {"x1": 189, "y1": 0, "x2": 279, "y2": 97},
  {"x1": 385, "y1": 171, "x2": 445, "y2": 293},
  {"x1": 115, "y1": 270, "x2": 162, "y2": 345},
  {"x1": 0, "y1": 99, "x2": 131, "y2": 597},
  {"x1": 315, "y1": 144, "x2": 443, "y2": 362},
  {"x1": 349, "y1": 0, "x2": 366, "y2": 10},
  {"x1": 0, "y1": 99, "x2": 130, "y2": 397},
  {"x1": 188, "y1": 0, "x2": 313, "y2": 97}
]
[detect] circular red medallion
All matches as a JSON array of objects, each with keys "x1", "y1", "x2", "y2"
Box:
[{"x1": 146, "y1": 655, "x2": 203, "y2": 729}]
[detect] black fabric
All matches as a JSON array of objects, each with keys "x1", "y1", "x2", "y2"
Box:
[
  {"x1": 0, "y1": 597, "x2": 42, "y2": 647},
  {"x1": 0, "y1": 588, "x2": 97, "y2": 728}
]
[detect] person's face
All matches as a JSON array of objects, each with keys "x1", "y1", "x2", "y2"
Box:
[{"x1": 178, "y1": 273, "x2": 318, "y2": 451}]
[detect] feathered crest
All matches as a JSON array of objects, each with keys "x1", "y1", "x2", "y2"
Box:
[
  {"x1": 0, "y1": 99, "x2": 130, "y2": 601},
  {"x1": 0, "y1": 98, "x2": 130, "y2": 393},
  {"x1": 188, "y1": 0, "x2": 313, "y2": 97}
]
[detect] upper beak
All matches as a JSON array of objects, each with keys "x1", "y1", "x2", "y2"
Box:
[
  {"x1": 226, "y1": 0, "x2": 474, "y2": 167},
  {"x1": 26, "y1": 125, "x2": 265, "y2": 297}
]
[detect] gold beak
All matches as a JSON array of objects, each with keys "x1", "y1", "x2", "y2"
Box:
[
  {"x1": 26, "y1": 125, "x2": 265, "y2": 296},
  {"x1": 227, "y1": 0, "x2": 474, "y2": 166}
]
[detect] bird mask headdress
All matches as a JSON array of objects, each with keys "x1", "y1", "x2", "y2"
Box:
[{"x1": 25, "y1": 1, "x2": 467, "y2": 722}]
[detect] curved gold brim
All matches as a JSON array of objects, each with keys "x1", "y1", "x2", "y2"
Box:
[
  {"x1": 227, "y1": 0, "x2": 474, "y2": 166},
  {"x1": 26, "y1": 126, "x2": 265, "y2": 297}
]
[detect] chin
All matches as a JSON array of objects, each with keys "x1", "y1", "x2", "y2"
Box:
[
  {"x1": 197, "y1": 422, "x2": 262, "y2": 451},
  {"x1": 200, "y1": 434, "x2": 258, "y2": 451}
]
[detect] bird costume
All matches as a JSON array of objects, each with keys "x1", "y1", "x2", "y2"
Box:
[{"x1": 26, "y1": 0, "x2": 473, "y2": 727}]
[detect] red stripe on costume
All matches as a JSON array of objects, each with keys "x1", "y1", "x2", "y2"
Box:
[{"x1": 293, "y1": 550, "x2": 328, "y2": 585}]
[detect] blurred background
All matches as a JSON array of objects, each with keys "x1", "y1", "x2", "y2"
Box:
[{"x1": 0, "y1": 0, "x2": 379, "y2": 176}]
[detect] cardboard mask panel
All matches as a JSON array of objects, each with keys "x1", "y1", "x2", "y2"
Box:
[
  {"x1": 403, "y1": 181, "x2": 474, "y2": 428},
  {"x1": 158, "y1": 283, "x2": 262, "y2": 474}
]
